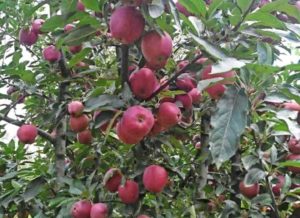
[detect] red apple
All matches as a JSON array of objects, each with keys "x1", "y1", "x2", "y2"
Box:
[
  {"x1": 69, "y1": 45, "x2": 82, "y2": 54},
  {"x1": 195, "y1": 142, "x2": 201, "y2": 149},
  {"x1": 137, "y1": 215, "x2": 150, "y2": 218},
  {"x1": 118, "y1": 180, "x2": 139, "y2": 204},
  {"x1": 71, "y1": 200, "x2": 92, "y2": 218},
  {"x1": 116, "y1": 122, "x2": 143, "y2": 144},
  {"x1": 177, "y1": 60, "x2": 189, "y2": 70},
  {"x1": 31, "y1": 19, "x2": 44, "y2": 34},
  {"x1": 287, "y1": 154, "x2": 300, "y2": 173},
  {"x1": 188, "y1": 88, "x2": 202, "y2": 104},
  {"x1": 141, "y1": 31, "x2": 172, "y2": 69},
  {"x1": 205, "y1": 84, "x2": 226, "y2": 99},
  {"x1": 157, "y1": 102, "x2": 182, "y2": 128},
  {"x1": 68, "y1": 101, "x2": 84, "y2": 117},
  {"x1": 195, "y1": 57, "x2": 209, "y2": 64},
  {"x1": 77, "y1": 0, "x2": 85, "y2": 11},
  {"x1": 239, "y1": 181, "x2": 260, "y2": 199},
  {"x1": 69, "y1": 114, "x2": 89, "y2": 133},
  {"x1": 64, "y1": 24, "x2": 75, "y2": 33},
  {"x1": 272, "y1": 175, "x2": 285, "y2": 196},
  {"x1": 103, "y1": 168, "x2": 123, "y2": 193},
  {"x1": 176, "y1": 73, "x2": 196, "y2": 92},
  {"x1": 129, "y1": 68, "x2": 159, "y2": 99},
  {"x1": 117, "y1": 106, "x2": 154, "y2": 143},
  {"x1": 296, "y1": 1, "x2": 300, "y2": 10},
  {"x1": 43, "y1": 45, "x2": 61, "y2": 62},
  {"x1": 17, "y1": 124, "x2": 38, "y2": 144},
  {"x1": 149, "y1": 120, "x2": 165, "y2": 136},
  {"x1": 110, "y1": 6, "x2": 145, "y2": 44},
  {"x1": 175, "y1": 2, "x2": 193, "y2": 17},
  {"x1": 77, "y1": 129, "x2": 92, "y2": 145},
  {"x1": 175, "y1": 94, "x2": 193, "y2": 109},
  {"x1": 19, "y1": 28, "x2": 38, "y2": 46},
  {"x1": 288, "y1": 136, "x2": 300, "y2": 154},
  {"x1": 90, "y1": 203, "x2": 108, "y2": 218},
  {"x1": 143, "y1": 165, "x2": 168, "y2": 193},
  {"x1": 282, "y1": 102, "x2": 300, "y2": 111}
]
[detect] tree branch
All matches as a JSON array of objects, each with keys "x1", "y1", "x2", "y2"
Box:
[
  {"x1": 145, "y1": 54, "x2": 203, "y2": 101},
  {"x1": 0, "y1": 113, "x2": 55, "y2": 144},
  {"x1": 120, "y1": 44, "x2": 129, "y2": 86},
  {"x1": 232, "y1": 0, "x2": 256, "y2": 32}
]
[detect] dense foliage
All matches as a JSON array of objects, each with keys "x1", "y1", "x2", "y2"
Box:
[{"x1": 0, "y1": 0, "x2": 300, "y2": 217}]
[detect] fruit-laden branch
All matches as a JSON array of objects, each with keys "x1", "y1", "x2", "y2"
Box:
[
  {"x1": 0, "y1": 113, "x2": 55, "y2": 144},
  {"x1": 146, "y1": 54, "x2": 203, "y2": 101},
  {"x1": 120, "y1": 44, "x2": 129, "y2": 86},
  {"x1": 232, "y1": 0, "x2": 256, "y2": 32}
]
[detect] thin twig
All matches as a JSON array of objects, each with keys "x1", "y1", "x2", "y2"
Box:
[{"x1": 232, "y1": 0, "x2": 256, "y2": 32}]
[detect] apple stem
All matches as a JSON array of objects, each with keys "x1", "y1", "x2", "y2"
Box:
[{"x1": 146, "y1": 54, "x2": 203, "y2": 101}]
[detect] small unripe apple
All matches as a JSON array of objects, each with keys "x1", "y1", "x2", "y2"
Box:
[
  {"x1": 288, "y1": 136, "x2": 300, "y2": 154},
  {"x1": 118, "y1": 180, "x2": 139, "y2": 204},
  {"x1": 68, "y1": 101, "x2": 84, "y2": 117},
  {"x1": 90, "y1": 203, "x2": 108, "y2": 218},
  {"x1": 287, "y1": 154, "x2": 300, "y2": 173},
  {"x1": 129, "y1": 68, "x2": 159, "y2": 99},
  {"x1": 272, "y1": 175, "x2": 285, "y2": 196},
  {"x1": 141, "y1": 31, "x2": 172, "y2": 69},
  {"x1": 19, "y1": 28, "x2": 38, "y2": 46},
  {"x1": 239, "y1": 181, "x2": 260, "y2": 199},
  {"x1": 77, "y1": 129, "x2": 92, "y2": 145},
  {"x1": 117, "y1": 106, "x2": 154, "y2": 144},
  {"x1": 282, "y1": 102, "x2": 300, "y2": 111},
  {"x1": 64, "y1": 24, "x2": 75, "y2": 33},
  {"x1": 103, "y1": 168, "x2": 123, "y2": 193},
  {"x1": 17, "y1": 124, "x2": 38, "y2": 144},
  {"x1": 175, "y1": 94, "x2": 193, "y2": 109},
  {"x1": 176, "y1": 73, "x2": 196, "y2": 92},
  {"x1": 188, "y1": 88, "x2": 202, "y2": 104},
  {"x1": 175, "y1": 2, "x2": 193, "y2": 17},
  {"x1": 69, "y1": 114, "x2": 89, "y2": 132},
  {"x1": 69, "y1": 45, "x2": 82, "y2": 54},
  {"x1": 143, "y1": 165, "x2": 168, "y2": 193},
  {"x1": 71, "y1": 200, "x2": 92, "y2": 218},
  {"x1": 157, "y1": 102, "x2": 181, "y2": 128},
  {"x1": 77, "y1": 0, "x2": 85, "y2": 11},
  {"x1": 43, "y1": 45, "x2": 61, "y2": 62},
  {"x1": 137, "y1": 215, "x2": 150, "y2": 218},
  {"x1": 31, "y1": 19, "x2": 45, "y2": 34},
  {"x1": 110, "y1": 6, "x2": 145, "y2": 44}
]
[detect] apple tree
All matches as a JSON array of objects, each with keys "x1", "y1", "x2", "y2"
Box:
[{"x1": 0, "y1": 0, "x2": 300, "y2": 217}]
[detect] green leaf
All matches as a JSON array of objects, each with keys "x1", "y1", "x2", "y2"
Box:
[
  {"x1": 41, "y1": 15, "x2": 65, "y2": 32},
  {"x1": 257, "y1": 42, "x2": 274, "y2": 65},
  {"x1": 84, "y1": 94, "x2": 125, "y2": 112},
  {"x1": 148, "y1": 0, "x2": 165, "y2": 18},
  {"x1": 207, "y1": 0, "x2": 223, "y2": 18},
  {"x1": 251, "y1": 193, "x2": 272, "y2": 205},
  {"x1": 242, "y1": 155, "x2": 259, "y2": 171},
  {"x1": 69, "y1": 48, "x2": 91, "y2": 67},
  {"x1": 64, "y1": 25, "x2": 98, "y2": 46},
  {"x1": 211, "y1": 58, "x2": 246, "y2": 74},
  {"x1": 179, "y1": 0, "x2": 206, "y2": 17},
  {"x1": 244, "y1": 168, "x2": 266, "y2": 185},
  {"x1": 81, "y1": 0, "x2": 100, "y2": 11},
  {"x1": 210, "y1": 86, "x2": 249, "y2": 167},
  {"x1": 245, "y1": 12, "x2": 285, "y2": 29},
  {"x1": 279, "y1": 160, "x2": 300, "y2": 168},
  {"x1": 237, "y1": 0, "x2": 252, "y2": 13},
  {"x1": 22, "y1": 177, "x2": 46, "y2": 202}
]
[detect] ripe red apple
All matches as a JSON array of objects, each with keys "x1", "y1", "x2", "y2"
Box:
[
  {"x1": 195, "y1": 142, "x2": 201, "y2": 150},
  {"x1": 287, "y1": 154, "x2": 300, "y2": 173},
  {"x1": 64, "y1": 24, "x2": 75, "y2": 33},
  {"x1": 177, "y1": 60, "x2": 189, "y2": 70},
  {"x1": 69, "y1": 114, "x2": 89, "y2": 133},
  {"x1": 118, "y1": 180, "x2": 139, "y2": 204},
  {"x1": 175, "y1": 94, "x2": 193, "y2": 109},
  {"x1": 157, "y1": 102, "x2": 181, "y2": 128},
  {"x1": 143, "y1": 165, "x2": 168, "y2": 193},
  {"x1": 239, "y1": 181, "x2": 260, "y2": 199},
  {"x1": 282, "y1": 102, "x2": 300, "y2": 111},
  {"x1": 117, "y1": 106, "x2": 154, "y2": 143},
  {"x1": 68, "y1": 101, "x2": 84, "y2": 117},
  {"x1": 116, "y1": 122, "x2": 143, "y2": 144},
  {"x1": 71, "y1": 200, "x2": 92, "y2": 218},
  {"x1": 17, "y1": 124, "x2": 38, "y2": 144},
  {"x1": 288, "y1": 136, "x2": 300, "y2": 154},
  {"x1": 103, "y1": 168, "x2": 123, "y2": 193},
  {"x1": 43, "y1": 45, "x2": 61, "y2": 62},
  {"x1": 31, "y1": 19, "x2": 44, "y2": 34},
  {"x1": 129, "y1": 68, "x2": 159, "y2": 99},
  {"x1": 128, "y1": 64, "x2": 138, "y2": 73},
  {"x1": 176, "y1": 73, "x2": 196, "y2": 92},
  {"x1": 110, "y1": 6, "x2": 145, "y2": 44},
  {"x1": 141, "y1": 31, "x2": 173, "y2": 69},
  {"x1": 175, "y1": 2, "x2": 193, "y2": 17},
  {"x1": 205, "y1": 84, "x2": 226, "y2": 99},
  {"x1": 137, "y1": 215, "x2": 150, "y2": 218},
  {"x1": 77, "y1": 0, "x2": 85, "y2": 11},
  {"x1": 149, "y1": 120, "x2": 165, "y2": 136},
  {"x1": 188, "y1": 88, "x2": 202, "y2": 104},
  {"x1": 77, "y1": 129, "x2": 92, "y2": 145},
  {"x1": 90, "y1": 203, "x2": 108, "y2": 218},
  {"x1": 272, "y1": 175, "x2": 285, "y2": 196},
  {"x1": 19, "y1": 28, "x2": 38, "y2": 46},
  {"x1": 69, "y1": 45, "x2": 82, "y2": 54}
]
